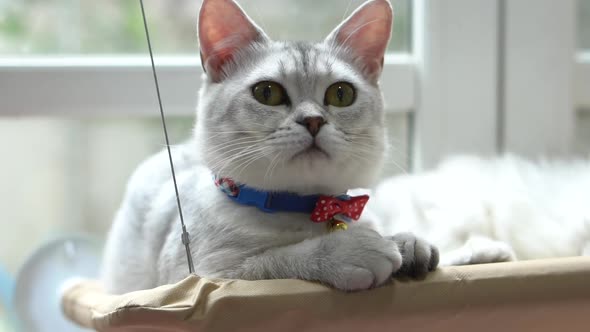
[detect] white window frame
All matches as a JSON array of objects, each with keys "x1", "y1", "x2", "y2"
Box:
[
  {"x1": 412, "y1": 0, "x2": 587, "y2": 169},
  {"x1": 0, "y1": 0, "x2": 588, "y2": 169},
  {"x1": 412, "y1": 0, "x2": 500, "y2": 169},
  {"x1": 576, "y1": 52, "x2": 590, "y2": 110},
  {"x1": 502, "y1": 0, "x2": 577, "y2": 158},
  {"x1": 0, "y1": 55, "x2": 414, "y2": 116}
]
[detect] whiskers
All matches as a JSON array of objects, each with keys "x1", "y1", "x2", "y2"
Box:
[
  {"x1": 263, "y1": 151, "x2": 285, "y2": 186},
  {"x1": 199, "y1": 122, "x2": 291, "y2": 183},
  {"x1": 207, "y1": 141, "x2": 267, "y2": 174},
  {"x1": 334, "y1": 130, "x2": 410, "y2": 174},
  {"x1": 205, "y1": 136, "x2": 264, "y2": 155},
  {"x1": 205, "y1": 138, "x2": 285, "y2": 184},
  {"x1": 201, "y1": 127, "x2": 273, "y2": 141}
]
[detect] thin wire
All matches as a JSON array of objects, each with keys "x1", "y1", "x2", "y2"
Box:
[{"x1": 139, "y1": 0, "x2": 195, "y2": 274}]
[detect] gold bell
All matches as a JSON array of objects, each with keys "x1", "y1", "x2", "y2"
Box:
[{"x1": 328, "y1": 219, "x2": 348, "y2": 232}]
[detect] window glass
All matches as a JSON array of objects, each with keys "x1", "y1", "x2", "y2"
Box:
[
  {"x1": 0, "y1": 0, "x2": 412, "y2": 55},
  {"x1": 579, "y1": 0, "x2": 590, "y2": 50}
]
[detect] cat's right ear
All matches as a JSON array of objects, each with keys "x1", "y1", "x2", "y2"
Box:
[
  {"x1": 198, "y1": 0, "x2": 269, "y2": 82},
  {"x1": 325, "y1": 0, "x2": 393, "y2": 83}
]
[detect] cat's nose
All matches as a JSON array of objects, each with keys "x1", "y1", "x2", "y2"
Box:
[{"x1": 297, "y1": 116, "x2": 326, "y2": 137}]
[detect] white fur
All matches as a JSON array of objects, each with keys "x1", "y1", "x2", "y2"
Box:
[
  {"x1": 101, "y1": 0, "x2": 437, "y2": 294},
  {"x1": 101, "y1": 145, "x2": 406, "y2": 293},
  {"x1": 370, "y1": 155, "x2": 590, "y2": 265}
]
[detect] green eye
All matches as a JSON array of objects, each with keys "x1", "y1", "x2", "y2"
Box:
[
  {"x1": 252, "y1": 81, "x2": 288, "y2": 106},
  {"x1": 324, "y1": 82, "x2": 356, "y2": 107}
]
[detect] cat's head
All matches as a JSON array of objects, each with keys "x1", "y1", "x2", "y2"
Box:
[{"x1": 195, "y1": 0, "x2": 393, "y2": 194}]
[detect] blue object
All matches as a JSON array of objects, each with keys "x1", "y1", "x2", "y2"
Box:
[
  {"x1": 227, "y1": 184, "x2": 321, "y2": 214},
  {"x1": 13, "y1": 236, "x2": 101, "y2": 332},
  {"x1": 0, "y1": 264, "x2": 13, "y2": 311}
]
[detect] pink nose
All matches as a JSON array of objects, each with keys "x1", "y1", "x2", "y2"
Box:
[{"x1": 298, "y1": 116, "x2": 326, "y2": 137}]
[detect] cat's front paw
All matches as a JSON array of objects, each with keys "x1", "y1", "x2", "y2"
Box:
[
  {"x1": 318, "y1": 227, "x2": 402, "y2": 291},
  {"x1": 439, "y1": 236, "x2": 516, "y2": 266},
  {"x1": 387, "y1": 233, "x2": 439, "y2": 279}
]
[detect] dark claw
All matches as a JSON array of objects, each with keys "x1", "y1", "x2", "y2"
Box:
[
  {"x1": 387, "y1": 233, "x2": 439, "y2": 280},
  {"x1": 428, "y1": 245, "x2": 440, "y2": 272}
]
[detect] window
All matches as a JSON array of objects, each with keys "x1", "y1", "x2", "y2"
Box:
[
  {"x1": 0, "y1": 0, "x2": 413, "y2": 295},
  {"x1": 0, "y1": 0, "x2": 411, "y2": 54},
  {"x1": 411, "y1": 0, "x2": 589, "y2": 166},
  {"x1": 1, "y1": 1, "x2": 589, "y2": 329},
  {"x1": 576, "y1": 0, "x2": 590, "y2": 154}
]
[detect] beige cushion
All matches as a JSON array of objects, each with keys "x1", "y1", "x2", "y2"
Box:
[{"x1": 62, "y1": 257, "x2": 590, "y2": 332}]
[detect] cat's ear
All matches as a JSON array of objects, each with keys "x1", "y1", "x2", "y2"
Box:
[
  {"x1": 325, "y1": 0, "x2": 393, "y2": 83},
  {"x1": 198, "y1": 0, "x2": 269, "y2": 82}
]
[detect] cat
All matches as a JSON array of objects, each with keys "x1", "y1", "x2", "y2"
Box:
[
  {"x1": 369, "y1": 154, "x2": 590, "y2": 266},
  {"x1": 101, "y1": 0, "x2": 438, "y2": 294}
]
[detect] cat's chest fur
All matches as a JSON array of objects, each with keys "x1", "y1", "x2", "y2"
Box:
[{"x1": 143, "y1": 148, "x2": 329, "y2": 284}]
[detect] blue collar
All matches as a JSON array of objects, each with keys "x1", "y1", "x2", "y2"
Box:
[{"x1": 214, "y1": 177, "x2": 321, "y2": 214}]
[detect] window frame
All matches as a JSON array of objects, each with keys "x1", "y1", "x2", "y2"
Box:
[
  {"x1": 411, "y1": 0, "x2": 501, "y2": 169},
  {"x1": 0, "y1": 54, "x2": 415, "y2": 117},
  {"x1": 576, "y1": 52, "x2": 590, "y2": 110},
  {"x1": 501, "y1": 0, "x2": 577, "y2": 158},
  {"x1": 0, "y1": 0, "x2": 588, "y2": 169},
  {"x1": 412, "y1": 0, "x2": 587, "y2": 169}
]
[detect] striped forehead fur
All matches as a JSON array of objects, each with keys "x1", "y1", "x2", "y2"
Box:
[{"x1": 220, "y1": 40, "x2": 365, "y2": 91}]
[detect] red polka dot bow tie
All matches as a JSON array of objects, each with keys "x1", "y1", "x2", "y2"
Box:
[{"x1": 311, "y1": 195, "x2": 370, "y2": 223}]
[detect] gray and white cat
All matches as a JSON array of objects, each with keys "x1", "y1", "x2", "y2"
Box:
[{"x1": 102, "y1": 0, "x2": 438, "y2": 294}]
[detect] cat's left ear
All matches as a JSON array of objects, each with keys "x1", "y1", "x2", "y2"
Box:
[
  {"x1": 198, "y1": 0, "x2": 269, "y2": 82},
  {"x1": 325, "y1": 0, "x2": 393, "y2": 83}
]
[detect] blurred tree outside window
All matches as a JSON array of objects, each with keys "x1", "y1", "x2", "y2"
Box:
[{"x1": 0, "y1": 0, "x2": 412, "y2": 55}]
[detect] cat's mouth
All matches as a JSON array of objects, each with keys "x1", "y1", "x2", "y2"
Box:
[{"x1": 291, "y1": 143, "x2": 330, "y2": 161}]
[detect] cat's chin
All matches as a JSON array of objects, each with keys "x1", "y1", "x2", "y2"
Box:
[
  {"x1": 290, "y1": 145, "x2": 330, "y2": 161},
  {"x1": 220, "y1": 160, "x2": 377, "y2": 195}
]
